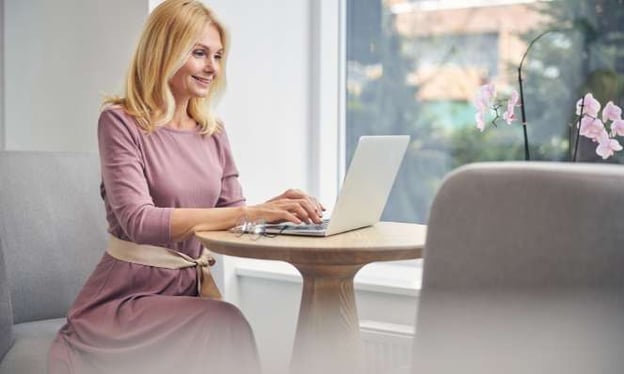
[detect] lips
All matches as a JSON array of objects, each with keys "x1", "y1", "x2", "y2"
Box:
[{"x1": 192, "y1": 75, "x2": 212, "y2": 85}]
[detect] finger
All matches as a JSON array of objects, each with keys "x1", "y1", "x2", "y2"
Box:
[
  {"x1": 313, "y1": 197, "x2": 326, "y2": 212},
  {"x1": 309, "y1": 197, "x2": 325, "y2": 213},
  {"x1": 298, "y1": 199, "x2": 323, "y2": 223},
  {"x1": 280, "y1": 211, "x2": 302, "y2": 224},
  {"x1": 289, "y1": 203, "x2": 312, "y2": 224},
  {"x1": 283, "y1": 199, "x2": 317, "y2": 224},
  {"x1": 306, "y1": 197, "x2": 325, "y2": 221}
]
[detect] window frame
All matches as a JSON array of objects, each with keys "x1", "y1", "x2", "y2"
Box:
[{"x1": 310, "y1": 0, "x2": 346, "y2": 212}]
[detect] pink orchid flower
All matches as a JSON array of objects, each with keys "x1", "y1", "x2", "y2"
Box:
[
  {"x1": 602, "y1": 101, "x2": 622, "y2": 123},
  {"x1": 502, "y1": 89, "x2": 519, "y2": 125},
  {"x1": 596, "y1": 131, "x2": 623, "y2": 160},
  {"x1": 475, "y1": 83, "x2": 496, "y2": 110},
  {"x1": 576, "y1": 93, "x2": 601, "y2": 118},
  {"x1": 475, "y1": 112, "x2": 486, "y2": 132},
  {"x1": 579, "y1": 116, "x2": 605, "y2": 141},
  {"x1": 474, "y1": 83, "x2": 496, "y2": 131},
  {"x1": 611, "y1": 119, "x2": 624, "y2": 137}
]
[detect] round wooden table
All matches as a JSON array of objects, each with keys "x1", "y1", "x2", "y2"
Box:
[{"x1": 196, "y1": 221, "x2": 426, "y2": 374}]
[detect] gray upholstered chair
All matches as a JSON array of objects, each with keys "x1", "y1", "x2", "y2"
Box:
[
  {"x1": 0, "y1": 151, "x2": 107, "y2": 374},
  {"x1": 412, "y1": 162, "x2": 624, "y2": 374}
]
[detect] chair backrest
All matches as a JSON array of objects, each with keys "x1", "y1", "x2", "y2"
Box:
[
  {"x1": 412, "y1": 162, "x2": 624, "y2": 374},
  {"x1": 0, "y1": 151, "x2": 107, "y2": 324}
]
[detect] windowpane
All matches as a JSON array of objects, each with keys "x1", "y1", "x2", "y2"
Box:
[{"x1": 346, "y1": 0, "x2": 624, "y2": 223}]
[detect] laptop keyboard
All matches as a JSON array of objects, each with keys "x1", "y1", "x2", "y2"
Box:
[
  {"x1": 293, "y1": 218, "x2": 330, "y2": 231},
  {"x1": 298, "y1": 222, "x2": 328, "y2": 230},
  {"x1": 262, "y1": 219, "x2": 330, "y2": 234}
]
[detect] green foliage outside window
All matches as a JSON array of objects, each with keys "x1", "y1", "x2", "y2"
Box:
[{"x1": 346, "y1": 0, "x2": 624, "y2": 224}]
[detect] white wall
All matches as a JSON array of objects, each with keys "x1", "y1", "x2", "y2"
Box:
[{"x1": 4, "y1": 0, "x2": 148, "y2": 152}]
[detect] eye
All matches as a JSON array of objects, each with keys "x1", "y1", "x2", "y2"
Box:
[
  {"x1": 192, "y1": 49, "x2": 206, "y2": 57},
  {"x1": 214, "y1": 54, "x2": 223, "y2": 60}
]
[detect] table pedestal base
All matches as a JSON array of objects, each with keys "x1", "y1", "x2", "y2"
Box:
[{"x1": 289, "y1": 264, "x2": 365, "y2": 374}]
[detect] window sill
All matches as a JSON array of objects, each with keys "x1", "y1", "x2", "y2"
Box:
[{"x1": 233, "y1": 258, "x2": 422, "y2": 297}]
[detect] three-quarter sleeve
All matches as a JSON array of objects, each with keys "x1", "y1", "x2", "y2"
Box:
[
  {"x1": 215, "y1": 129, "x2": 246, "y2": 208},
  {"x1": 98, "y1": 109, "x2": 173, "y2": 244}
]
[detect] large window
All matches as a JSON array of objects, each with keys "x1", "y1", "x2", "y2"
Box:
[{"x1": 346, "y1": 0, "x2": 624, "y2": 224}]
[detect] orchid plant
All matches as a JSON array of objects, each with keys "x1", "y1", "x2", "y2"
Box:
[
  {"x1": 474, "y1": 25, "x2": 624, "y2": 162},
  {"x1": 474, "y1": 85, "x2": 624, "y2": 161},
  {"x1": 575, "y1": 93, "x2": 624, "y2": 160}
]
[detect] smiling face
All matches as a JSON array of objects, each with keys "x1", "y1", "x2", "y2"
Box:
[{"x1": 169, "y1": 23, "x2": 223, "y2": 103}]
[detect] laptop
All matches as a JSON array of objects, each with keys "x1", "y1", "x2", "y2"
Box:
[{"x1": 263, "y1": 135, "x2": 410, "y2": 237}]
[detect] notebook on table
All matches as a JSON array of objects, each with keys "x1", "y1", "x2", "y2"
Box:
[{"x1": 263, "y1": 135, "x2": 410, "y2": 237}]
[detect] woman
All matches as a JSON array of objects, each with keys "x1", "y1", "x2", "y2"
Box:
[{"x1": 48, "y1": 1, "x2": 322, "y2": 373}]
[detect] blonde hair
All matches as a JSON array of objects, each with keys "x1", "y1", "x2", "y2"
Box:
[{"x1": 104, "y1": 0, "x2": 229, "y2": 135}]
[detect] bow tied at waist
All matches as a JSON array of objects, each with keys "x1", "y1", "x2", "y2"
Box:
[{"x1": 106, "y1": 235, "x2": 222, "y2": 299}]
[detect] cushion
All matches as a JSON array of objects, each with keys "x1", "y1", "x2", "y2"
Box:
[{"x1": 0, "y1": 318, "x2": 65, "y2": 374}]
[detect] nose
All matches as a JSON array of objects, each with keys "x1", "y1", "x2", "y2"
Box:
[{"x1": 204, "y1": 57, "x2": 216, "y2": 73}]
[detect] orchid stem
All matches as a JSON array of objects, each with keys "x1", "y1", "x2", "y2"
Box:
[
  {"x1": 572, "y1": 98, "x2": 585, "y2": 162},
  {"x1": 517, "y1": 29, "x2": 565, "y2": 162},
  {"x1": 518, "y1": 69, "x2": 530, "y2": 161}
]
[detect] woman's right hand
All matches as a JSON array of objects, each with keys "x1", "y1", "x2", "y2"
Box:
[{"x1": 244, "y1": 189, "x2": 324, "y2": 224}]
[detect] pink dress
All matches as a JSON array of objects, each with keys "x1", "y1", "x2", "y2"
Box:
[{"x1": 48, "y1": 107, "x2": 261, "y2": 374}]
